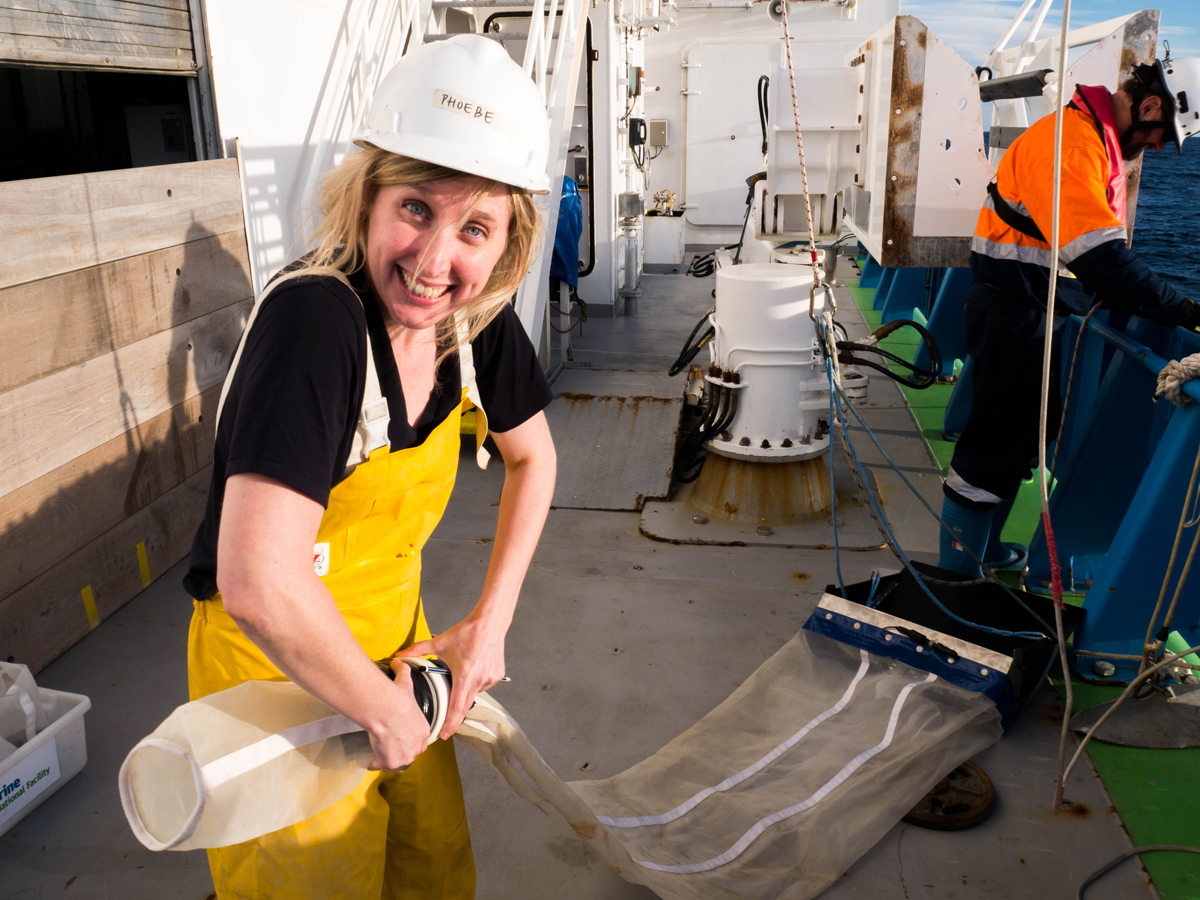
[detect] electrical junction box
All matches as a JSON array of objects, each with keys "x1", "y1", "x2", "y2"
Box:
[{"x1": 648, "y1": 119, "x2": 668, "y2": 148}]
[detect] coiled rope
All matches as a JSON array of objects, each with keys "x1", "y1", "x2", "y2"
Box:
[{"x1": 1154, "y1": 352, "x2": 1200, "y2": 406}]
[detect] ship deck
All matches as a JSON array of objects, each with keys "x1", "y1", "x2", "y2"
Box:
[{"x1": 0, "y1": 266, "x2": 1168, "y2": 900}]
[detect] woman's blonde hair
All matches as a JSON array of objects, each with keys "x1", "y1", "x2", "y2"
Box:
[{"x1": 296, "y1": 146, "x2": 541, "y2": 369}]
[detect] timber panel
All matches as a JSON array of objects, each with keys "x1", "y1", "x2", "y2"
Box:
[
  {"x1": 0, "y1": 0, "x2": 196, "y2": 71},
  {"x1": 0, "y1": 230, "x2": 252, "y2": 393},
  {"x1": 0, "y1": 468, "x2": 211, "y2": 673},
  {"x1": 0, "y1": 159, "x2": 250, "y2": 673},
  {"x1": 0, "y1": 386, "x2": 218, "y2": 602},
  {"x1": 0, "y1": 160, "x2": 244, "y2": 289},
  {"x1": 0, "y1": 298, "x2": 249, "y2": 496}
]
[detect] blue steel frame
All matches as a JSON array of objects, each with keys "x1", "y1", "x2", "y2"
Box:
[
  {"x1": 1024, "y1": 316, "x2": 1200, "y2": 681},
  {"x1": 857, "y1": 255, "x2": 1200, "y2": 682}
]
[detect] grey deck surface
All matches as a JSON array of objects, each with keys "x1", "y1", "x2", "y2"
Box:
[
  {"x1": 0, "y1": 270, "x2": 1154, "y2": 900},
  {"x1": 546, "y1": 368, "x2": 679, "y2": 511}
]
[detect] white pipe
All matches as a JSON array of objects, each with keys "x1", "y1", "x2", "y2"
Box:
[
  {"x1": 522, "y1": 0, "x2": 547, "y2": 74},
  {"x1": 1015, "y1": 0, "x2": 1054, "y2": 74},
  {"x1": 985, "y1": 0, "x2": 1038, "y2": 68}
]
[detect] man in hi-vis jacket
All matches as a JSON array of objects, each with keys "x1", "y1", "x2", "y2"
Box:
[{"x1": 939, "y1": 54, "x2": 1200, "y2": 576}]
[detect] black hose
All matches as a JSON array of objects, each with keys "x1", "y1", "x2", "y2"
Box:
[
  {"x1": 710, "y1": 383, "x2": 739, "y2": 435},
  {"x1": 757, "y1": 75, "x2": 770, "y2": 156},
  {"x1": 836, "y1": 318, "x2": 943, "y2": 388},
  {"x1": 668, "y1": 307, "x2": 716, "y2": 376},
  {"x1": 674, "y1": 383, "x2": 726, "y2": 483}
]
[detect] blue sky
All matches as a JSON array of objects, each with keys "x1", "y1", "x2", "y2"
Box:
[{"x1": 903, "y1": 0, "x2": 1199, "y2": 65}]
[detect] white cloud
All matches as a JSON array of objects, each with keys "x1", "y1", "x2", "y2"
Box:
[{"x1": 904, "y1": 2, "x2": 1198, "y2": 66}]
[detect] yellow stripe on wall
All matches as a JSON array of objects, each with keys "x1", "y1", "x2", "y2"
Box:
[
  {"x1": 81, "y1": 585, "x2": 99, "y2": 630},
  {"x1": 136, "y1": 541, "x2": 151, "y2": 588}
]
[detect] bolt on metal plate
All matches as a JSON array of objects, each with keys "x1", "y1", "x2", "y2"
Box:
[
  {"x1": 757, "y1": 525, "x2": 774, "y2": 536},
  {"x1": 692, "y1": 514, "x2": 709, "y2": 525}
]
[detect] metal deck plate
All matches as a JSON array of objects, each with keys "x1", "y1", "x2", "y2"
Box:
[
  {"x1": 1070, "y1": 684, "x2": 1200, "y2": 749},
  {"x1": 547, "y1": 368, "x2": 681, "y2": 511}
]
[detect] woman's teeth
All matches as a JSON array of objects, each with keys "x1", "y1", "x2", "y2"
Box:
[{"x1": 400, "y1": 268, "x2": 449, "y2": 300}]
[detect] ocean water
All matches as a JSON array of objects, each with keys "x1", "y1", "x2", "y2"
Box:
[{"x1": 1134, "y1": 142, "x2": 1200, "y2": 296}]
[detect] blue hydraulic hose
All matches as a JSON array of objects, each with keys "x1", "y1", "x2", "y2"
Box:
[
  {"x1": 827, "y1": 356, "x2": 846, "y2": 598},
  {"x1": 824, "y1": 358, "x2": 1046, "y2": 641}
]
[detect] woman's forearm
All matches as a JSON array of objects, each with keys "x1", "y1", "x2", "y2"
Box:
[
  {"x1": 224, "y1": 572, "x2": 396, "y2": 729},
  {"x1": 217, "y1": 473, "x2": 428, "y2": 768}
]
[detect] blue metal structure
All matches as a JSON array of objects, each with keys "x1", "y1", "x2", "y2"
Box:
[
  {"x1": 1024, "y1": 316, "x2": 1200, "y2": 680},
  {"x1": 858, "y1": 254, "x2": 884, "y2": 289},
  {"x1": 877, "y1": 267, "x2": 931, "y2": 323},
  {"x1": 913, "y1": 268, "x2": 971, "y2": 378}
]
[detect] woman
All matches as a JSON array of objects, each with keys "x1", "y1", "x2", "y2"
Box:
[{"x1": 181, "y1": 35, "x2": 556, "y2": 899}]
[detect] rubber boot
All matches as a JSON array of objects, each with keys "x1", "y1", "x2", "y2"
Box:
[
  {"x1": 938, "y1": 496, "x2": 993, "y2": 578},
  {"x1": 984, "y1": 494, "x2": 1028, "y2": 571}
]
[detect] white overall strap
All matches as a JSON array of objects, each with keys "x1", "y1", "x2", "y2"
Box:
[
  {"x1": 212, "y1": 267, "x2": 391, "y2": 472},
  {"x1": 456, "y1": 312, "x2": 491, "y2": 469},
  {"x1": 344, "y1": 295, "x2": 390, "y2": 471}
]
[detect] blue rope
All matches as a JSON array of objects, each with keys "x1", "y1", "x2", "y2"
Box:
[
  {"x1": 823, "y1": 356, "x2": 1047, "y2": 641},
  {"x1": 866, "y1": 570, "x2": 881, "y2": 608},
  {"x1": 830, "y1": 371, "x2": 1055, "y2": 636}
]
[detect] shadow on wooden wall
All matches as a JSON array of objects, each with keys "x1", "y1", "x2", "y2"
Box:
[{"x1": 0, "y1": 160, "x2": 253, "y2": 672}]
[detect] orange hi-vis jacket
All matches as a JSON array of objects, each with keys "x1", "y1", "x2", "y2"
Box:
[{"x1": 969, "y1": 85, "x2": 1192, "y2": 325}]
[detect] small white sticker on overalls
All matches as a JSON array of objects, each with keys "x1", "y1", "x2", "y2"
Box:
[
  {"x1": 433, "y1": 89, "x2": 518, "y2": 139},
  {"x1": 313, "y1": 543, "x2": 330, "y2": 577}
]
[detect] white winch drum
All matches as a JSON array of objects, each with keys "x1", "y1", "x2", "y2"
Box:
[
  {"x1": 708, "y1": 263, "x2": 829, "y2": 462},
  {"x1": 119, "y1": 659, "x2": 450, "y2": 851}
]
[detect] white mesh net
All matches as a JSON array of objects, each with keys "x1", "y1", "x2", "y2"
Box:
[{"x1": 121, "y1": 630, "x2": 1001, "y2": 900}]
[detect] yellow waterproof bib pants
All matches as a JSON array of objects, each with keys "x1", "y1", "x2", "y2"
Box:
[{"x1": 189, "y1": 274, "x2": 488, "y2": 900}]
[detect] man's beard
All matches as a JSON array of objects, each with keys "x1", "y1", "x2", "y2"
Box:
[{"x1": 1120, "y1": 129, "x2": 1145, "y2": 161}]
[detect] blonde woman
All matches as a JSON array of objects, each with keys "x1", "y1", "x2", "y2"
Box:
[{"x1": 182, "y1": 36, "x2": 556, "y2": 899}]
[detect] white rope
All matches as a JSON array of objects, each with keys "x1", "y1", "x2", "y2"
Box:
[
  {"x1": 1039, "y1": 0, "x2": 1073, "y2": 816},
  {"x1": 1154, "y1": 353, "x2": 1200, "y2": 406},
  {"x1": 778, "y1": 0, "x2": 822, "y2": 286}
]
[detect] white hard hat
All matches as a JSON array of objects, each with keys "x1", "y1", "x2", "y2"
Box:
[
  {"x1": 1159, "y1": 54, "x2": 1200, "y2": 152},
  {"x1": 355, "y1": 34, "x2": 551, "y2": 193}
]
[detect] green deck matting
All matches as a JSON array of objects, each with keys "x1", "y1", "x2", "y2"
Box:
[{"x1": 846, "y1": 264, "x2": 1200, "y2": 900}]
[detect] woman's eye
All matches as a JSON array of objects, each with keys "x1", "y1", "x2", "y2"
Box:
[
  {"x1": 464, "y1": 225, "x2": 486, "y2": 238},
  {"x1": 403, "y1": 201, "x2": 426, "y2": 217}
]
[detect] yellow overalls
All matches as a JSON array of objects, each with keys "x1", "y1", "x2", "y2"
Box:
[{"x1": 188, "y1": 271, "x2": 490, "y2": 900}]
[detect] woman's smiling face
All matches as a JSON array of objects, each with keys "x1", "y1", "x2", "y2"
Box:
[{"x1": 366, "y1": 177, "x2": 512, "y2": 332}]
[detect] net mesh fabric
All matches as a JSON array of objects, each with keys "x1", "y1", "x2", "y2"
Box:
[{"x1": 122, "y1": 630, "x2": 1001, "y2": 900}]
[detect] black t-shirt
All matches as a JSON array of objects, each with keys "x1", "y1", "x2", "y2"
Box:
[{"x1": 183, "y1": 270, "x2": 553, "y2": 600}]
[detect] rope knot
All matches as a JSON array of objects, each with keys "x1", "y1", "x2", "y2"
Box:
[{"x1": 1155, "y1": 352, "x2": 1200, "y2": 406}]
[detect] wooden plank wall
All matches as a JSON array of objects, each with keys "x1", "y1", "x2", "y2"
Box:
[
  {"x1": 0, "y1": 159, "x2": 252, "y2": 673},
  {"x1": 0, "y1": 0, "x2": 195, "y2": 72}
]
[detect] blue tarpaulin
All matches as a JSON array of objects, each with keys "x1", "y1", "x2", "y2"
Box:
[{"x1": 551, "y1": 176, "x2": 583, "y2": 287}]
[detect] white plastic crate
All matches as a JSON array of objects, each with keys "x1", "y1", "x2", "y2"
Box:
[{"x1": 0, "y1": 688, "x2": 91, "y2": 838}]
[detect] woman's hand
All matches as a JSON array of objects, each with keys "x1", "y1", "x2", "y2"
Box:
[
  {"x1": 405, "y1": 615, "x2": 506, "y2": 740},
  {"x1": 365, "y1": 662, "x2": 432, "y2": 771}
]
